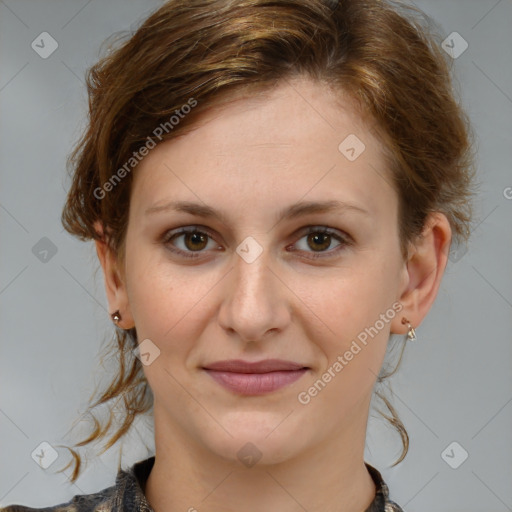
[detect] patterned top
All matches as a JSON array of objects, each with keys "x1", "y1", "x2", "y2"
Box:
[{"x1": 1, "y1": 457, "x2": 404, "y2": 512}]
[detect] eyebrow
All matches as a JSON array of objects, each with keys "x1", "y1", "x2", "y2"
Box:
[{"x1": 145, "y1": 199, "x2": 369, "y2": 225}]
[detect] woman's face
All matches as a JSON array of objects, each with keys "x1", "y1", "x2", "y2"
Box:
[{"x1": 118, "y1": 77, "x2": 411, "y2": 464}]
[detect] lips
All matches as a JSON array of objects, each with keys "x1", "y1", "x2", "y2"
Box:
[
  {"x1": 203, "y1": 359, "x2": 306, "y2": 373},
  {"x1": 202, "y1": 359, "x2": 308, "y2": 395}
]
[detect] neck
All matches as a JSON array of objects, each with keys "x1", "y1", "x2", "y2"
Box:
[{"x1": 145, "y1": 405, "x2": 376, "y2": 512}]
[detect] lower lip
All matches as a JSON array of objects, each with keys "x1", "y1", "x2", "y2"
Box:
[{"x1": 204, "y1": 369, "x2": 308, "y2": 395}]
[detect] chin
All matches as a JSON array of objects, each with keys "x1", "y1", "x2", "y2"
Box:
[{"x1": 197, "y1": 410, "x2": 309, "y2": 467}]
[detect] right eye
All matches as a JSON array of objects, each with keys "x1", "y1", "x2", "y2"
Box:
[{"x1": 161, "y1": 226, "x2": 223, "y2": 259}]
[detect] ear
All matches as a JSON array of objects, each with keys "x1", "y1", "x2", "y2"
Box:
[
  {"x1": 391, "y1": 212, "x2": 452, "y2": 336},
  {"x1": 93, "y1": 221, "x2": 135, "y2": 329}
]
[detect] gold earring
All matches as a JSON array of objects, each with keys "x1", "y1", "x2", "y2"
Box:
[
  {"x1": 111, "y1": 310, "x2": 122, "y2": 325},
  {"x1": 401, "y1": 317, "x2": 416, "y2": 341}
]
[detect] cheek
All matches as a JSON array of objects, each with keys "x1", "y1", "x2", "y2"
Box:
[
  {"x1": 301, "y1": 257, "x2": 399, "y2": 334},
  {"x1": 124, "y1": 238, "x2": 173, "y2": 336},
  {"x1": 124, "y1": 244, "x2": 218, "y2": 347},
  {"x1": 295, "y1": 250, "x2": 401, "y2": 381},
  {"x1": 296, "y1": 283, "x2": 395, "y2": 415},
  {"x1": 125, "y1": 222, "x2": 402, "y2": 356}
]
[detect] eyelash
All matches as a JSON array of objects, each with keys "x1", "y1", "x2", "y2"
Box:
[{"x1": 160, "y1": 225, "x2": 353, "y2": 260}]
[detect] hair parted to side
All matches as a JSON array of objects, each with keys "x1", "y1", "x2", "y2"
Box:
[{"x1": 59, "y1": 0, "x2": 475, "y2": 482}]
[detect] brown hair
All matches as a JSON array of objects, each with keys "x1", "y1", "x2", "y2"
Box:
[{"x1": 59, "y1": 0, "x2": 475, "y2": 481}]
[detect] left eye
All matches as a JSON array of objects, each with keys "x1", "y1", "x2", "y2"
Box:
[
  {"x1": 162, "y1": 226, "x2": 351, "y2": 259},
  {"x1": 293, "y1": 228, "x2": 344, "y2": 255},
  {"x1": 287, "y1": 226, "x2": 352, "y2": 259}
]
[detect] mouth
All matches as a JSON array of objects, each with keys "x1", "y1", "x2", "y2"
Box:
[{"x1": 202, "y1": 359, "x2": 309, "y2": 395}]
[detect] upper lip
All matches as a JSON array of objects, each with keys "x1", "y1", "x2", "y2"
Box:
[{"x1": 203, "y1": 359, "x2": 307, "y2": 373}]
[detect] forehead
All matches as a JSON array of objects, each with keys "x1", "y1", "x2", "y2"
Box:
[{"x1": 130, "y1": 77, "x2": 397, "y2": 221}]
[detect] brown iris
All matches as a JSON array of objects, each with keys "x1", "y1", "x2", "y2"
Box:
[
  {"x1": 306, "y1": 232, "x2": 331, "y2": 252},
  {"x1": 183, "y1": 231, "x2": 209, "y2": 251}
]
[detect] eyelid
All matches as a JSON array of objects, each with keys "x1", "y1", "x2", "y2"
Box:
[
  {"x1": 289, "y1": 226, "x2": 353, "y2": 259},
  {"x1": 159, "y1": 224, "x2": 218, "y2": 255},
  {"x1": 296, "y1": 225, "x2": 353, "y2": 243},
  {"x1": 160, "y1": 224, "x2": 353, "y2": 259}
]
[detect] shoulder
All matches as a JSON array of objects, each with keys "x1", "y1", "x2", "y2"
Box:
[
  {"x1": 0, "y1": 457, "x2": 155, "y2": 512},
  {"x1": 365, "y1": 462, "x2": 406, "y2": 512},
  {"x1": 385, "y1": 500, "x2": 406, "y2": 512},
  {"x1": 0, "y1": 482, "x2": 117, "y2": 512}
]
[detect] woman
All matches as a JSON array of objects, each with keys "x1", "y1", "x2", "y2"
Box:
[{"x1": 1, "y1": 0, "x2": 475, "y2": 510}]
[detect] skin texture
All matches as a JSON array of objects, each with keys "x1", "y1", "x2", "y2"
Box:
[{"x1": 95, "y1": 77, "x2": 451, "y2": 512}]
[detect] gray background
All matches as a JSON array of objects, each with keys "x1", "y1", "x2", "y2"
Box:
[{"x1": 0, "y1": 0, "x2": 511, "y2": 510}]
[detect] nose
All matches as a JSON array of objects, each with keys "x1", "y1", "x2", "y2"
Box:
[{"x1": 217, "y1": 245, "x2": 291, "y2": 343}]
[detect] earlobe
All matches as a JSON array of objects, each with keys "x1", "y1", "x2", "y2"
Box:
[
  {"x1": 391, "y1": 212, "x2": 452, "y2": 337},
  {"x1": 93, "y1": 221, "x2": 135, "y2": 329}
]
